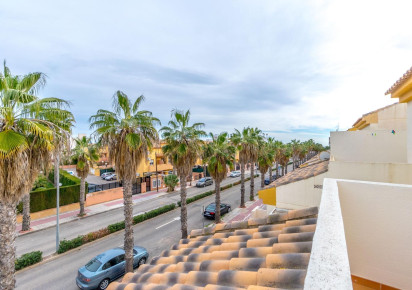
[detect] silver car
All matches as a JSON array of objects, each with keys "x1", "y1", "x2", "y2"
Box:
[
  {"x1": 229, "y1": 171, "x2": 241, "y2": 177},
  {"x1": 76, "y1": 246, "x2": 148, "y2": 289}
]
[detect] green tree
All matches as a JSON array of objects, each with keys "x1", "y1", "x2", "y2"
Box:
[
  {"x1": 248, "y1": 128, "x2": 263, "y2": 200},
  {"x1": 21, "y1": 96, "x2": 73, "y2": 231},
  {"x1": 257, "y1": 139, "x2": 274, "y2": 188},
  {"x1": 161, "y1": 109, "x2": 205, "y2": 238},
  {"x1": 72, "y1": 136, "x2": 99, "y2": 216},
  {"x1": 0, "y1": 62, "x2": 68, "y2": 289},
  {"x1": 164, "y1": 174, "x2": 179, "y2": 192},
  {"x1": 204, "y1": 132, "x2": 235, "y2": 223},
  {"x1": 231, "y1": 127, "x2": 259, "y2": 207},
  {"x1": 90, "y1": 91, "x2": 159, "y2": 273}
]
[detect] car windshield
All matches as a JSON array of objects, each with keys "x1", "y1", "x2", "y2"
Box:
[
  {"x1": 199, "y1": 178, "x2": 205, "y2": 182},
  {"x1": 206, "y1": 204, "x2": 216, "y2": 211},
  {"x1": 85, "y1": 258, "x2": 102, "y2": 272}
]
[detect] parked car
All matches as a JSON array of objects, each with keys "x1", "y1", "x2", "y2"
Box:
[
  {"x1": 196, "y1": 177, "x2": 213, "y2": 187},
  {"x1": 76, "y1": 246, "x2": 148, "y2": 290},
  {"x1": 229, "y1": 171, "x2": 241, "y2": 177},
  {"x1": 105, "y1": 173, "x2": 117, "y2": 181},
  {"x1": 67, "y1": 170, "x2": 75, "y2": 176},
  {"x1": 264, "y1": 174, "x2": 278, "y2": 185},
  {"x1": 100, "y1": 172, "x2": 112, "y2": 179},
  {"x1": 203, "y1": 203, "x2": 231, "y2": 219}
]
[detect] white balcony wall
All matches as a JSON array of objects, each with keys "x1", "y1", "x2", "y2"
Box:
[
  {"x1": 337, "y1": 179, "x2": 412, "y2": 289},
  {"x1": 328, "y1": 161, "x2": 412, "y2": 185},
  {"x1": 276, "y1": 172, "x2": 327, "y2": 210},
  {"x1": 330, "y1": 130, "x2": 406, "y2": 163}
]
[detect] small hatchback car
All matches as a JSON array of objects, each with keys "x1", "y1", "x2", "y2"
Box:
[
  {"x1": 76, "y1": 246, "x2": 148, "y2": 289},
  {"x1": 196, "y1": 177, "x2": 213, "y2": 187}
]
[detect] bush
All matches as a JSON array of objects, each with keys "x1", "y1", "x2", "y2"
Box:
[
  {"x1": 58, "y1": 236, "x2": 84, "y2": 254},
  {"x1": 15, "y1": 251, "x2": 42, "y2": 271},
  {"x1": 48, "y1": 169, "x2": 81, "y2": 186},
  {"x1": 32, "y1": 175, "x2": 54, "y2": 191},
  {"x1": 233, "y1": 180, "x2": 241, "y2": 186},
  {"x1": 164, "y1": 174, "x2": 179, "y2": 192},
  {"x1": 133, "y1": 204, "x2": 176, "y2": 224},
  {"x1": 220, "y1": 184, "x2": 233, "y2": 191},
  {"x1": 108, "y1": 221, "x2": 125, "y2": 233},
  {"x1": 82, "y1": 228, "x2": 110, "y2": 243}
]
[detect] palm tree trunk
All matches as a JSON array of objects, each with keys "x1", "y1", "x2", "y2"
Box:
[
  {"x1": 214, "y1": 181, "x2": 221, "y2": 224},
  {"x1": 250, "y1": 163, "x2": 255, "y2": 201},
  {"x1": 203, "y1": 165, "x2": 207, "y2": 177},
  {"x1": 79, "y1": 177, "x2": 86, "y2": 216},
  {"x1": 22, "y1": 193, "x2": 31, "y2": 231},
  {"x1": 276, "y1": 161, "x2": 279, "y2": 178},
  {"x1": 240, "y1": 162, "x2": 245, "y2": 208},
  {"x1": 261, "y1": 171, "x2": 265, "y2": 188},
  {"x1": 285, "y1": 163, "x2": 288, "y2": 174},
  {"x1": 0, "y1": 200, "x2": 17, "y2": 289},
  {"x1": 123, "y1": 178, "x2": 134, "y2": 273},
  {"x1": 180, "y1": 174, "x2": 188, "y2": 238},
  {"x1": 269, "y1": 166, "x2": 273, "y2": 183}
]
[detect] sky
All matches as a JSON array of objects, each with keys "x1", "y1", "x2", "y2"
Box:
[{"x1": 1, "y1": 0, "x2": 412, "y2": 145}]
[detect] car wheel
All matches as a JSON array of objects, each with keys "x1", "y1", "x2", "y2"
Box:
[
  {"x1": 138, "y1": 257, "x2": 146, "y2": 267},
  {"x1": 98, "y1": 278, "x2": 110, "y2": 289}
]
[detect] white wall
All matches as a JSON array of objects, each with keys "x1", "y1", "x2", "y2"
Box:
[
  {"x1": 337, "y1": 179, "x2": 412, "y2": 289},
  {"x1": 330, "y1": 130, "x2": 406, "y2": 163},
  {"x1": 276, "y1": 172, "x2": 327, "y2": 209},
  {"x1": 377, "y1": 102, "x2": 406, "y2": 131},
  {"x1": 328, "y1": 161, "x2": 412, "y2": 185}
]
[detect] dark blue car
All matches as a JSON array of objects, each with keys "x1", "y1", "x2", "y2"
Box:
[
  {"x1": 76, "y1": 246, "x2": 148, "y2": 289},
  {"x1": 264, "y1": 174, "x2": 278, "y2": 185}
]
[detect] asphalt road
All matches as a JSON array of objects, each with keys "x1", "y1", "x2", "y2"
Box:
[
  {"x1": 16, "y1": 179, "x2": 255, "y2": 290},
  {"x1": 16, "y1": 173, "x2": 253, "y2": 258}
]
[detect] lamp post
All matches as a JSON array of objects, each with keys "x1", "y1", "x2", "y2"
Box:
[{"x1": 155, "y1": 152, "x2": 159, "y2": 192}]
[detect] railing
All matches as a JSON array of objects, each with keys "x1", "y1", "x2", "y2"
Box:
[{"x1": 88, "y1": 181, "x2": 141, "y2": 195}]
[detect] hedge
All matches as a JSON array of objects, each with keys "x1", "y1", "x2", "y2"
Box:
[
  {"x1": 49, "y1": 169, "x2": 81, "y2": 186},
  {"x1": 17, "y1": 170, "x2": 82, "y2": 214},
  {"x1": 15, "y1": 251, "x2": 42, "y2": 271},
  {"x1": 58, "y1": 203, "x2": 177, "y2": 254}
]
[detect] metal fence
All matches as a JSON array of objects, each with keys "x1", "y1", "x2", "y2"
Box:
[{"x1": 88, "y1": 181, "x2": 141, "y2": 195}]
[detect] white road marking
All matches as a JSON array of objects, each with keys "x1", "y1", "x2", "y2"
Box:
[{"x1": 155, "y1": 217, "x2": 180, "y2": 230}]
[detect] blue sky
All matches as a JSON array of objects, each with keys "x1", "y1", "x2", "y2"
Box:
[{"x1": 1, "y1": 1, "x2": 412, "y2": 145}]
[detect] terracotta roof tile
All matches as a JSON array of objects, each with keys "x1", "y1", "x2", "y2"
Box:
[
  {"x1": 385, "y1": 66, "x2": 412, "y2": 95},
  {"x1": 268, "y1": 155, "x2": 328, "y2": 188},
  {"x1": 107, "y1": 207, "x2": 318, "y2": 290}
]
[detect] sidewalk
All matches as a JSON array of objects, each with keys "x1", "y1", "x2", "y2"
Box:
[{"x1": 16, "y1": 183, "x2": 195, "y2": 235}]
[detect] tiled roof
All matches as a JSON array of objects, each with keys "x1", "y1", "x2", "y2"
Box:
[
  {"x1": 268, "y1": 155, "x2": 328, "y2": 188},
  {"x1": 108, "y1": 207, "x2": 318, "y2": 290},
  {"x1": 385, "y1": 66, "x2": 412, "y2": 95}
]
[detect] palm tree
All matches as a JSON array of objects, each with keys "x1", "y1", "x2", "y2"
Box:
[
  {"x1": 204, "y1": 132, "x2": 235, "y2": 223},
  {"x1": 90, "y1": 91, "x2": 159, "y2": 273},
  {"x1": 290, "y1": 139, "x2": 301, "y2": 170},
  {"x1": 248, "y1": 128, "x2": 263, "y2": 200},
  {"x1": 161, "y1": 109, "x2": 205, "y2": 239},
  {"x1": 21, "y1": 97, "x2": 74, "y2": 231},
  {"x1": 231, "y1": 127, "x2": 259, "y2": 207},
  {"x1": 0, "y1": 62, "x2": 68, "y2": 289},
  {"x1": 72, "y1": 136, "x2": 99, "y2": 216},
  {"x1": 257, "y1": 139, "x2": 274, "y2": 188}
]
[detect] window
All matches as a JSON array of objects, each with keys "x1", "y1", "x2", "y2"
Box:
[
  {"x1": 102, "y1": 258, "x2": 119, "y2": 270},
  {"x1": 152, "y1": 179, "x2": 161, "y2": 188},
  {"x1": 85, "y1": 258, "x2": 102, "y2": 272},
  {"x1": 117, "y1": 254, "x2": 125, "y2": 263}
]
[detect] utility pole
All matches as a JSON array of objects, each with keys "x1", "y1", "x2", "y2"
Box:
[
  {"x1": 155, "y1": 152, "x2": 159, "y2": 192},
  {"x1": 54, "y1": 152, "x2": 60, "y2": 253}
]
